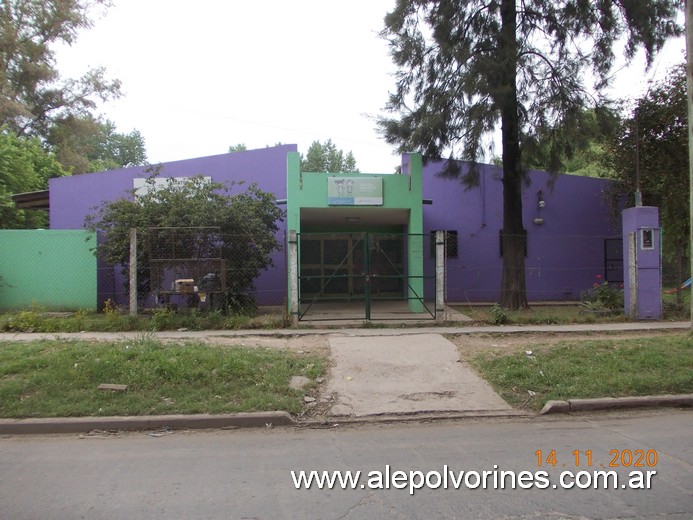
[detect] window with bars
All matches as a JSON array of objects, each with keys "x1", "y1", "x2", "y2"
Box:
[{"x1": 430, "y1": 230, "x2": 458, "y2": 258}]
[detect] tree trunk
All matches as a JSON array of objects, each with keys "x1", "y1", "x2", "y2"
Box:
[{"x1": 499, "y1": 0, "x2": 528, "y2": 310}]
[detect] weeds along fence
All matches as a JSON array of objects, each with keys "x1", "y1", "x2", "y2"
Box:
[{"x1": 96, "y1": 227, "x2": 286, "y2": 314}]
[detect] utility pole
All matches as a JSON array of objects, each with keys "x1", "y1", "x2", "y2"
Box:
[
  {"x1": 687, "y1": 0, "x2": 693, "y2": 328},
  {"x1": 634, "y1": 117, "x2": 643, "y2": 207}
]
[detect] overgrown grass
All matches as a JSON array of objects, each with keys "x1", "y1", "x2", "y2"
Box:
[
  {"x1": 661, "y1": 288, "x2": 691, "y2": 320},
  {"x1": 457, "y1": 304, "x2": 629, "y2": 325},
  {"x1": 456, "y1": 289, "x2": 691, "y2": 325},
  {"x1": 0, "y1": 306, "x2": 289, "y2": 333},
  {"x1": 1, "y1": 292, "x2": 690, "y2": 332},
  {"x1": 467, "y1": 333, "x2": 693, "y2": 411},
  {"x1": 0, "y1": 339, "x2": 325, "y2": 418}
]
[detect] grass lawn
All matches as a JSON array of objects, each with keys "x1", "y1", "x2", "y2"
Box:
[
  {"x1": 0, "y1": 307, "x2": 288, "y2": 333},
  {"x1": 0, "y1": 338, "x2": 325, "y2": 418},
  {"x1": 466, "y1": 333, "x2": 693, "y2": 411}
]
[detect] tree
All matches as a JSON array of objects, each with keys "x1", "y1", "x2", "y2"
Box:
[
  {"x1": 85, "y1": 173, "x2": 285, "y2": 312},
  {"x1": 0, "y1": 0, "x2": 121, "y2": 139},
  {"x1": 48, "y1": 115, "x2": 147, "y2": 173},
  {"x1": 604, "y1": 63, "x2": 689, "y2": 302},
  {"x1": 0, "y1": 128, "x2": 69, "y2": 228},
  {"x1": 523, "y1": 109, "x2": 620, "y2": 178},
  {"x1": 378, "y1": 0, "x2": 681, "y2": 309},
  {"x1": 301, "y1": 139, "x2": 359, "y2": 173},
  {"x1": 228, "y1": 143, "x2": 247, "y2": 153}
]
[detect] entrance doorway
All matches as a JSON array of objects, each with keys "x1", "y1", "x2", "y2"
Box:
[{"x1": 296, "y1": 232, "x2": 436, "y2": 321}]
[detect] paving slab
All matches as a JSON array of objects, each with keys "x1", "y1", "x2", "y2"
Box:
[{"x1": 326, "y1": 333, "x2": 512, "y2": 417}]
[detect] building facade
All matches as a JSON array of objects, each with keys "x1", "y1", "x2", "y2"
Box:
[{"x1": 48, "y1": 144, "x2": 622, "y2": 309}]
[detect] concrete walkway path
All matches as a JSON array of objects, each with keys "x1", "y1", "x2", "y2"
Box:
[
  {"x1": 0, "y1": 321, "x2": 688, "y2": 343},
  {"x1": 326, "y1": 333, "x2": 511, "y2": 417}
]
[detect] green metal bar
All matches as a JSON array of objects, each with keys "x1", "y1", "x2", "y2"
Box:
[
  {"x1": 298, "y1": 232, "x2": 366, "y2": 321},
  {"x1": 365, "y1": 232, "x2": 371, "y2": 321}
]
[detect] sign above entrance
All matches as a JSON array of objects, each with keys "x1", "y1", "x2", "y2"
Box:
[{"x1": 327, "y1": 177, "x2": 383, "y2": 206}]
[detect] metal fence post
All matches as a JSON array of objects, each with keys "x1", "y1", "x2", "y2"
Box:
[
  {"x1": 436, "y1": 230, "x2": 445, "y2": 322},
  {"x1": 627, "y1": 232, "x2": 637, "y2": 319},
  {"x1": 288, "y1": 231, "x2": 299, "y2": 325},
  {"x1": 129, "y1": 228, "x2": 137, "y2": 317}
]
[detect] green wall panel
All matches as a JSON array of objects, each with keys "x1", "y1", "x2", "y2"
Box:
[{"x1": 0, "y1": 230, "x2": 97, "y2": 311}]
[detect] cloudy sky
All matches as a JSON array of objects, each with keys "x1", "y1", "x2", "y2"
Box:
[{"x1": 55, "y1": 1, "x2": 686, "y2": 174}]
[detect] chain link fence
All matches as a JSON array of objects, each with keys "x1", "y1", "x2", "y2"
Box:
[
  {"x1": 443, "y1": 233, "x2": 632, "y2": 303},
  {"x1": 3, "y1": 228, "x2": 688, "y2": 315},
  {"x1": 95, "y1": 227, "x2": 285, "y2": 314}
]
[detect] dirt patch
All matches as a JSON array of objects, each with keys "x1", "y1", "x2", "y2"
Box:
[
  {"x1": 206, "y1": 335, "x2": 329, "y2": 355},
  {"x1": 399, "y1": 391, "x2": 457, "y2": 401},
  {"x1": 450, "y1": 330, "x2": 688, "y2": 360}
]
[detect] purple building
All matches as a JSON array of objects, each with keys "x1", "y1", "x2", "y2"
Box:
[
  {"x1": 48, "y1": 144, "x2": 622, "y2": 307},
  {"x1": 420, "y1": 158, "x2": 622, "y2": 302}
]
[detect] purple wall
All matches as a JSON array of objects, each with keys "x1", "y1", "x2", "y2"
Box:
[
  {"x1": 50, "y1": 146, "x2": 622, "y2": 306},
  {"x1": 50, "y1": 145, "x2": 297, "y2": 306},
  {"x1": 50, "y1": 145, "x2": 295, "y2": 229},
  {"x1": 421, "y1": 159, "x2": 622, "y2": 302}
]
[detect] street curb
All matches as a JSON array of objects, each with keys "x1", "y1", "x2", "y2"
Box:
[
  {"x1": 2, "y1": 397, "x2": 690, "y2": 434},
  {"x1": 300, "y1": 409, "x2": 533, "y2": 428},
  {"x1": 540, "y1": 394, "x2": 693, "y2": 415},
  {"x1": 0, "y1": 410, "x2": 533, "y2": 435},
  {"x1": 0, "y1": 411, "x2": 295, "y2": 435}
]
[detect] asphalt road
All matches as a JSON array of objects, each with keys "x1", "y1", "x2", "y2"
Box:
[{"x1": 1, "y1": 410, "x2": 691, "y2": 520}]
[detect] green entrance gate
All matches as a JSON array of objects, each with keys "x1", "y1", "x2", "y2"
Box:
[{"x1": 296, "y1": 232, "x2": 437, "y2": 321}]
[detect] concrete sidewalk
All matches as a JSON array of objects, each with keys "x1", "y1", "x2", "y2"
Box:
[
  {"x1": 0, "y1": 320, "x2": 689, "y2": 342},
  {"x1": 0, "y1": 322, "x2": 690, "y2": 434},
  {"x1": 327, "y1": 333, "x2": 512, "y2": 417}
]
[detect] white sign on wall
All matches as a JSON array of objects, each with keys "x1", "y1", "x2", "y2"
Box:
[
  {"x1": 133, "y1": 176, "x2": 212, "y2": 197},
  {"x1": 327, "y1": 177, "x2": 383, "y2": 206}
]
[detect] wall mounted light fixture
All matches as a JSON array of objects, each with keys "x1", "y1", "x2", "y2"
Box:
[{"x1": 534, "y1": 190, "x2": 545, "y2": 225}]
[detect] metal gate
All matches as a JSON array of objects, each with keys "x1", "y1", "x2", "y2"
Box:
[{"x1": 296, "y1": 232, "x2": 437, "y2": 322}]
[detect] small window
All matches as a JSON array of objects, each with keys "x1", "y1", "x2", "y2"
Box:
[
  {"x1": 641, "y1": 229, "x2": 654, "y2": 250},
  {"x1": 430, "y1": 230, "x2": 458, "y2": 258}
]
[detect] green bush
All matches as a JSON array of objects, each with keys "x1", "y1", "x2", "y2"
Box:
[
  {"x1": 490, "y1": 304, "x2": 510, "y2": 325},
  {"x1": 151, "y1": 307, "x2": 178, "y2": 331},
  {"x1": 581, "y1": 275, "x2": 623, "y2": 314}
]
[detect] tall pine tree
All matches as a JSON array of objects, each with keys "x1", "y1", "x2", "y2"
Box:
[{"x1": 378, "y1": 0, "x2": 681, "y2": 309}]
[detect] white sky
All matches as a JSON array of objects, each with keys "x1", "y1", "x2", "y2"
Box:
[{"x1": 54, "y1": 0, "x2": 686, "y2": 174}]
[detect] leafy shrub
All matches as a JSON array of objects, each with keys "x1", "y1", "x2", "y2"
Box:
[
  {"x1": 581, "y1": 275, "x2": 623, "y2": 314},
  {"x1": 490, "y1": 304, "x2": 510, "y2": 325},
  {"x1": 151, "y1": 307, "x2": 178, "y2": 331}
]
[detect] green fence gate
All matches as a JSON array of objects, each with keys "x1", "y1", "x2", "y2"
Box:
[{"x1": 296, "y1": 232, "x2": 437, "y2": 322}]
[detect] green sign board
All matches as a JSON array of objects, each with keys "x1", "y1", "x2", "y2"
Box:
[{"x1": 327, "y1": 177, "x2": 383, "y2": 206}]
